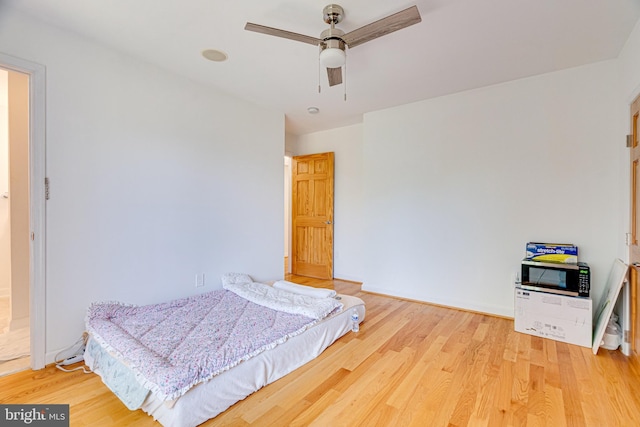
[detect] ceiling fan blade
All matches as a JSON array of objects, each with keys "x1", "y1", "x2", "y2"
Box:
[
  {"x1": 327, "y1": 67, "x2": 343, "y2": 86},
  {"x1": 244, "y1": 22, "x2": 322, "y2": 46},
  {"x1": 342, "y1": 5, "x2": 421, "y2": 49}
]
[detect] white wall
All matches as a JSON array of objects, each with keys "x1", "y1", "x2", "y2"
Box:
[
  {"x1": 619, "y1": 17, "x2": 640, "y2": 104},
  {"x1": 0, "y1": 9, "x2": 285, "y2": 361},
  {"x1": 288, "y1": 124, "x2": 364, "y2": 282},
  {"x1": 362, "y1": 61, "x2": 621, "y2": 317}
]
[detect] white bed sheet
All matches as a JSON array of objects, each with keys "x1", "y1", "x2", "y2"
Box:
[{"x1": 87, "y1": 293, "x2": 365, "y2": 427}]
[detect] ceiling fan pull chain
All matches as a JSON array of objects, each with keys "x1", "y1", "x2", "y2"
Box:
[
  {"x1": 318, "y1": 44, "x2": 322, "y2": 93},
  {"x1": 344, "y1": 57, "x2": 347, "y2": 101}
]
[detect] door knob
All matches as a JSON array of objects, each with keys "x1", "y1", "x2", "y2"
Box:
[{"x1": 326, "y1": 220, "x2": 332, "y2": 225}]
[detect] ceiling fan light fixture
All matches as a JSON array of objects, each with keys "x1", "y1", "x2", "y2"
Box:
[
  {"x1": 320, "y1": 47, "x2": 345, "y2": 68},
  {"x1": 245, "y1": 4, "x2": 422, "y2": 89}
]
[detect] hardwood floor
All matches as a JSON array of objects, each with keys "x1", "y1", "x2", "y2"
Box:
[
  {"x1": 1, "y1": 276, "x2": 640, "y2": 426},
  {"x1": 0, "y1": 296, "x2": 30, "y2": 377}
]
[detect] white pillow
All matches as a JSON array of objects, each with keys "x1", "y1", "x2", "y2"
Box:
[
  {"x1": 272, "y1": 280, "x2": 337, "y2": 299},
  {"x1": 221, "y1": 273, "x2": 253, "y2": 287}
]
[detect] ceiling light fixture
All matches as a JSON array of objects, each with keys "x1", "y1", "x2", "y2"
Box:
[
  {"x1": 307, "y1": 106, "x2": 320, "y2": 114},
  {"x1": 202, "y1": 49, "x2": 228, "y2": 62},
  {"x1": 319, "y1": 46, "x2": 345, "y2": 68}
]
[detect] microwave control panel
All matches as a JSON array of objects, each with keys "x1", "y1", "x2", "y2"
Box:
[{"x1": 578, "y1": 263, "x2": 590, "y2": 296}]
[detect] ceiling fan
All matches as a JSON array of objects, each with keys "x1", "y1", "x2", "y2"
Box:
[{"x1": 245, "y1": 4, "x2": 422, "y2": 88}]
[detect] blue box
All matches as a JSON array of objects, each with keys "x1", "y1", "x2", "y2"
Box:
[{"x1": 525, "y1": 242, "x2": 578, "y2": 264}]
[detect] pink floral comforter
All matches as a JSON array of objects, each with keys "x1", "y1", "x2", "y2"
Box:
[{"x1": 86, "y1": 289, "x2": 335, "y2": 401}]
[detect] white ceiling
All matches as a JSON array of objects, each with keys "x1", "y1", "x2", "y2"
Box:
[{"x1": 4, "y1": 0, "x2": 640, "y2": 135}]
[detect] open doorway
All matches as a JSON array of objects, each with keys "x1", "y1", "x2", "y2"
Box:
[
  {"x1": 0, "y1": 53, "x2": 46, "y2": 373},
  {"x1": 284, "y1": 156, "x2": 291, "y2": 275},
  {"x1": 0, "y1": 68, "x2": 30, "y2": 376}
]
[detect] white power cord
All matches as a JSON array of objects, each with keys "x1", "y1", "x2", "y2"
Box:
[{"x1": 54, "y1": 332, "x2": 91, "y2": 373}]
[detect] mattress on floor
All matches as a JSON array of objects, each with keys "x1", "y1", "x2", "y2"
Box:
[{"x1": 85, "y1": 290, "x2": 364, "y2": 427}]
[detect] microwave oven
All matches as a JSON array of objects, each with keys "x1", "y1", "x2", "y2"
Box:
[{"x1": 520, "y1": 260, "x2": 590, "y2": 297}]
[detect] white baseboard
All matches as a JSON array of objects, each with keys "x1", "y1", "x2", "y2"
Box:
[
  {"x1": 362, "y1": 283, "x2": 513, "y2": 319},
  {"x1": 9, "y1": 316, "x2": 29, "y2": 331}
]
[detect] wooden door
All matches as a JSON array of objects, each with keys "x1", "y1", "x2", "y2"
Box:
[
  {"x1": 291, "y1": 152, "x2": 334, "y2": 279},
  {"x1": 629, "y1": 94, "x2": 640, "y2": 355}
]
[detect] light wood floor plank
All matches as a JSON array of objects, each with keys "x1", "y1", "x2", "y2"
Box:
[
  {"x1": 289, "y1": 389, "x2": 341, "y2": 427},
  {"x1": 1, "y1": 276, "x2": 640, "y2": 426}
]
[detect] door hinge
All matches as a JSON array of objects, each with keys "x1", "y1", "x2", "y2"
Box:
[
  {"x1": 627, "y1": 134, "x2": 633, "y2": 147},
  {"x1": 30, "y1": 232, "x2": 35, "y2": 241},
  {"x1": 44, "y1": 177, "x2": 50, "y2": 200},
  {"x1": 626, "y1": 232, "x2": 632, "y2": 245}
]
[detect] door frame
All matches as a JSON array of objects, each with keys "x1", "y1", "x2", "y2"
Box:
[
  {"x1": 291, "y1": 152, "x2": 334, "y2": 279},
  {"x1": 0, "y1": 52, "x2": 46, "y2": 370}
]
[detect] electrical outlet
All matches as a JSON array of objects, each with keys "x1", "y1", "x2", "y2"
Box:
[{"x1": 195, "y1": 273, "x2": 205, "y2": 287}]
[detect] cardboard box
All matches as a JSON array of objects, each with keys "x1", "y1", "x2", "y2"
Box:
[
  {"x1": 525, "y1": 242, "x2": 578, "y2": 264},
  {"x1": 514, "y1": 287, "x2": 592, "y2": 347}
]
